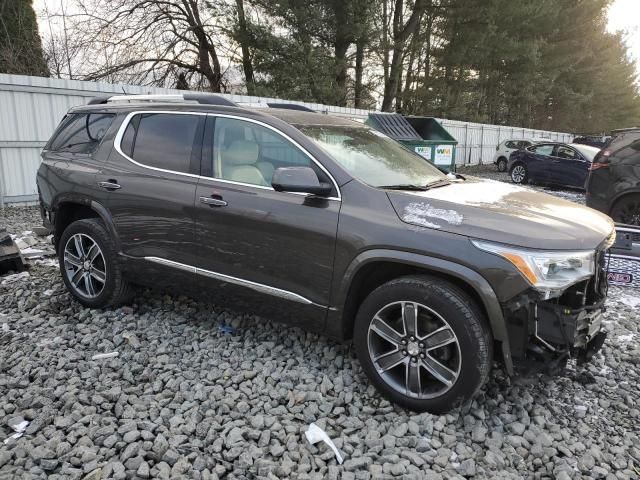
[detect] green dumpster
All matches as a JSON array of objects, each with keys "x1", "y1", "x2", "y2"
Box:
[{"x1": 366, "y1": 113, "x2": 458, "y2": 171}]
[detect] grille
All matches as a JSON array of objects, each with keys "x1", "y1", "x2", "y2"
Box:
[{"x1": 607, "y1": 254, "x2": 640, "y2": 287}]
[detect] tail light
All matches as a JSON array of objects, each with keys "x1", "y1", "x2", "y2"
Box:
[{"x1": 589, "y1": 150, "x2": 611, "y2": 170}]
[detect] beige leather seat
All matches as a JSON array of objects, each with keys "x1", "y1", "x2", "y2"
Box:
[{"x1": 221, "y1": 140, "x2": 269, "y2": 186}]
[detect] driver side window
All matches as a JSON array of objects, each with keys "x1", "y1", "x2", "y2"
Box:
[{"x1": 209, "y1": 117, "x2": 312, "y2": 187}]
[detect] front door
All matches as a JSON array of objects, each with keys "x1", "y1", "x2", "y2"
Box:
[
  {"x1": 194, "y1": 115, "x2": 341, "y2": 331},
  {"x1": 526, "y1": 143, "x2": 555, "y2": 182}
]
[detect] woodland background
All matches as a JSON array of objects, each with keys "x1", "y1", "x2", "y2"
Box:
[{"x1": 1, "y1": 0, "x2": 640, "y2": 133}]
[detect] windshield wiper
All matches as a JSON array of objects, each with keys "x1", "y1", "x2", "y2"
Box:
[
  {"x1": 379, "y1": 184, "x2": 429, "y2": 191},
  {"x1": 424, "y1": 179, "x2": 451, "y2": 189}
]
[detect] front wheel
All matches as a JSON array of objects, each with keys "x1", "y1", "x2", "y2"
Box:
[
  {"x1": 353, "y1": 275, "x2": 493, "y2": 413},
  {"x1": 610, "y1": 194, "x2": 640, "y2": 226},
  {"x1": 510, "y1": 163, "x2": 528, "y2": 184}
]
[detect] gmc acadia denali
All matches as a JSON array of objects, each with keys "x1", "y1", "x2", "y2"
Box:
[{"x1": 36, "y1": 94, "x2": 615, "y2": 413}]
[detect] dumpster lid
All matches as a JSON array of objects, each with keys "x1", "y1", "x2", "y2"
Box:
[{"x1": 367, "y1": 113, "x2": 421, "y2": 141}]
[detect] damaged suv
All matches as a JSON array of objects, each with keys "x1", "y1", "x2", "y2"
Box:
[{"x1": 37, "y1": 94, "x2": 615, "y2": 413}]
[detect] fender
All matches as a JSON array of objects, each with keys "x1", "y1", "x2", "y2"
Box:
[
  {"x1": 49, "y1": 193, "x2": 121, "y2": 252},
  {"x1": 333, "y1": 248, "x2": 514, "y2": 374}
]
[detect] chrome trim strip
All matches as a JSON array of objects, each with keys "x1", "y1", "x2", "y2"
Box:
[
  {"x1": 144, "y1": 256, "x2": 315, "y2": 305},
  {"x1": 113, "y1": 110, "x2": 341, "y2": 201}
]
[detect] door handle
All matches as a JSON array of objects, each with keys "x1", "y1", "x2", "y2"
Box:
[
  {"x1": 98, "y1": 180, "x2": 121, "y2": 190},
  {"x1": 199, "y1": 195, "x2": 227, "y2": 207}
]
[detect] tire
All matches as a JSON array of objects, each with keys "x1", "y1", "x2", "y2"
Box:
[
  {"x1": 510, "y1": 162, "x2": 528, "y2": 184},
  {"x1": 610, "y1": 194, "x2": 640, "y2": 226},
  {"x1": 353, "y1": 275, "x2": 492, "y2": 413},
  {"x1": 496, "y1": 157, "x2": 508, "y2": 172},
  {"x1": 57, "y1": 218, "x2": 134, "y2": 308}
]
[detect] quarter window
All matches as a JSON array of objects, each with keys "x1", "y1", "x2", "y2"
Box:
[
  {"x1": 208, "y1": 117, "x2": 313, "y2": 187},
  {"x1": 505, "y1": 141, "x2": 517, "y2": 149},
  {"x1": 48, "y1": 113, "x2": 115, "y2": 154},
  {"x1": 121, "y1": 113, "x2": 202, "y2": 174}
]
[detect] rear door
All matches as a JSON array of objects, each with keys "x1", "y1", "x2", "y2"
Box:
[
  {"x1": 101, "y1": 111, "x2": 204, "y2": 269},
  {"x1": 193, "y1": 115, "x2": 341, "y2": 330}
]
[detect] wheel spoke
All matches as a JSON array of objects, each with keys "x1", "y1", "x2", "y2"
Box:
[
  {"x1": 422, "y1": 354, "x2": 457, "y2": 386},
  {"x1": 90, "y1": 267, "x2": 106, "y2": 284},
  {"x1": 73, "y1": 235, "x2": 86, "y2": 257},
  {"x1": 84, "y1": 274, "x2": 96, "y2": 296},
  {"x1": 401, "y1": 302, "x2": 418, "y2": 338},
  {"x1": 422, "y1": 326, "x2": 456, "y2": 351},
  {"x1": 64, "y1": 251, "x2": 82, "y2": 268},
  {"x1": 87, "y1": 242, "x2": 101, "y2": 262},
  {"x1": 71, "y1": 268, "x2": 85, "y2": 287},
  {"x1": 406, "y1": 361, "x2": 422, "y2": 395},
  {"x1": 370, "y1": 316, "x2": 403, "y2": 346},
  {"x1": 374, "y1": 350, "x2": 406, "y2": 372}
]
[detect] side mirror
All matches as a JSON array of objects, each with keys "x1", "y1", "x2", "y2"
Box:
[{"x1": 272, "y1": 167, "x2": 332, "y2": 196}]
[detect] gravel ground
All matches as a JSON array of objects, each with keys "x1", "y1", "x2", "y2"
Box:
[{"x1": 1, "y1": 175, "x2": 639, "y2": 479}]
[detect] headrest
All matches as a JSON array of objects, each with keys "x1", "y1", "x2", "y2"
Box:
[{"x1": 222, "y1": 140, "x2": 259, "y2": 165}]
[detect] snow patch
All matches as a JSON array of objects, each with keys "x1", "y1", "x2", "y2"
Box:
[
  {"x1": 618, "y1": 295, "x2": 640, "y2": 309},
  {"x1": 402, "y1": 202, "x2": 463, "y2": 229},
  {"x1": 617, "y1": 334, "x2": 635, "y2": 342},
  {"x1": 1, "y1": 271, "x2": 30, "y2": 285}
]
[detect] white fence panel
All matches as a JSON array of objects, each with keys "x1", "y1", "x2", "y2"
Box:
[{"x1": 0, "y1": 74, "x2": 573, "y2": 205}]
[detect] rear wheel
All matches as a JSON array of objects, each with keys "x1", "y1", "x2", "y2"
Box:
[
  {"x1": 353, "y1": 275, "x2": 492, "y2": 413},
  {"x1": 610, "y1": 194, "x2": 640, "y2": 226},
  {"x1": 496, "y1": 157, "x2": 508, "y2": 172},
  {"x1": 58, "y1": 218, "x2": 134, "y2": 308},
  {"x1": 510, "y1": 163, "x2": 528, "y2": 184}
]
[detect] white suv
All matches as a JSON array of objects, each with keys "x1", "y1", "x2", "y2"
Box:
[{"x1": 493, "y1": 139, "x2": 534, "y2": 172}]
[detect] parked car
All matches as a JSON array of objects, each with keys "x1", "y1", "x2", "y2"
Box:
[
  {"x1": 586, "y1": 127, "x2": 640, "y2": 225},
  {"x1": 493, "y1": 139, "x2": 534, "y2": 172},
  {"x1": 573, "y1": 135, "x2": 611, "y2": 150},
  {"x1": 37, "y1": 94, "x2": 614, "y2": 413},
  {"x1": 508, "y1": 142, "x2": 601, "y2": 189}
]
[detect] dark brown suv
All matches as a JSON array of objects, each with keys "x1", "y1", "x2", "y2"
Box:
[{"x1": 37, "y1": 94, "x2": 615, "y2": 413}]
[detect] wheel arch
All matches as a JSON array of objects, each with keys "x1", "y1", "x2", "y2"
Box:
[
  {"x1": 608, "y1": 189, "x2": 640, "y2": 216},
  {"x1": 332, "y1": 249, "x2": 513, "y2": 374},
  {"x1": 51, "y1": 196, "x2": 120, "y2": 252}
]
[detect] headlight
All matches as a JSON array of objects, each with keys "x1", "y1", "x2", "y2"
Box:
[{"x1": 472, "y1": 240, "x2": 595, "y2": 297}]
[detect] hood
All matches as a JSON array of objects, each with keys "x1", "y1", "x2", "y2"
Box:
[{"x1": 387, "y1": 177, "x2": 614, "y2": 250}]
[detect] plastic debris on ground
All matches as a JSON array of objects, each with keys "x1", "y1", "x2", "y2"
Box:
[
  {"x1": 218, "y1": 324, "x2": 237, "y2": 335},
  {"x1": 4, "y1": 419, "x2": 29, "y2": 444},
  {"x1": 91, "y1": 352, "x2": 120, "y2": 360},
  {"x1": 305, "y1": 423, "x2": 344, "y2": 465}
]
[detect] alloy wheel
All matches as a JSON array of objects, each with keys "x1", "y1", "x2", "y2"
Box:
[
  {"x1": 63, "y1": 233, "x2": 106, "y2": 298},
  {"x1": 511, "y1": 165, "x2": 526, "y2": 183},
  {"x1": 367, "y1": 301, "x2": 461, "y2": 399}
]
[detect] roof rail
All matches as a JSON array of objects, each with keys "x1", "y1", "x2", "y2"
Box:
[
  {"x1": 266, "y1": 102, "x2": 315, "y2": 113},
  {"x1": 87, "y1": 93, "x2": 239, "y2": 107}
]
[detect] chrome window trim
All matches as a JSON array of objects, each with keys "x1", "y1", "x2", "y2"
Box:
[
  {"x1": 144, "y1": 256, "x2": 319, "y2": 306},
  {"x1": 113, "y1": 110, "x2": 341, "y2": 201}
]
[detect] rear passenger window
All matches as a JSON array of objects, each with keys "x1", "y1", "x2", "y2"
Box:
[
  {"x1": 48, "y1": 113, "x2": 115, "y2": 154},
  {"x1": 120, "y1": 113, "x2": 202, "y2": 174}
]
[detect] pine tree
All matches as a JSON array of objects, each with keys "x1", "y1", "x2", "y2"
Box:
[{"x1": 0, "y1": 0, "x2": 49, "y2": 76}]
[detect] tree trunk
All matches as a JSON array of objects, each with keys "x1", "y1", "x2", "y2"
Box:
[
  {"x1": 333, "y1": 0, "x2": 351, "y2": 106},
  {"x1": 235, "y1": 0, "x2": 255, "y2": 95},
  {"x1": 381, "y1": 0, "x2": 427, "y2": 111},
  {"x1": 354, "y1": 38, "x2": 365, "y2": 108}
]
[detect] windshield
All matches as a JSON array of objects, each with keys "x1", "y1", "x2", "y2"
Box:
[
  {"x1": 297, "y1": 124, "x2": 446, "y2": 188},
  {"x1": 570, "y1": 143, "x2": 601, "y2": 161}
]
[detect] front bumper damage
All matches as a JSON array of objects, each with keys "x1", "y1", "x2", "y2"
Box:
[{"x1": 502, "y1": 251, "x2": 609, "y2": 375}]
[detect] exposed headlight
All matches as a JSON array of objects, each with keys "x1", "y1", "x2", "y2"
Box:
[{"x1": 472, "y1": 240, "x2": 595, "y2": 297}]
